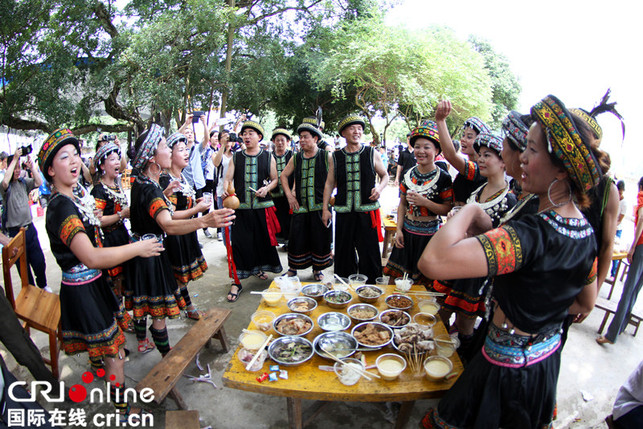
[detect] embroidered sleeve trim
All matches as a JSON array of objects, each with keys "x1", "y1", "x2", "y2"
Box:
[
  {"x1": 148, "y1": 197, "x2": 168, "y2": 219},
  {"x1": 94, "y1": 198, "x2": 107, "y2": 210},
  {"x1": 59, "y1": 215, "x2": 86, "y2": 247},
  {"x1": 476, "y1": 225, "x2": 523, "y2": 276}
]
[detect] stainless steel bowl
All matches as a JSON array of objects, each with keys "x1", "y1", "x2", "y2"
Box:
[
  {"x1": 355, "y1": 285, "x2": 384, "y2": 304},
  {"x1": 317, "y1": 312, "x2": 351, "y2": 332},
  {"x1": 273, "y1": 313, "x2": 314, "y2": 337},
  {"x1": 268, "y1": 335, "x2": 314, "y2": 366},
  {"x1": 351, "y1": 321, "x2": 394, "y2": 349},
  {"x1": 287, "y1": 296, "x2": 318, "y2": 315},
  {"x1": 313, "y1": 331, "x2": 358, "y2": 360},
  {"x1": 379, "y1": 309, "x2": 411, "y2": 329},
  {"x1": 347, "y1": 303, "x2": 379, "y2": 324},
  {"x1": 323, "y1": 290, "x2": 353, "y2": 309},
  {"x1": 384, "y1": 294, "x2": 414, "y2": 312},
  {"x1": 301, "y1": 283, "x2": 329, "y2": 302}
]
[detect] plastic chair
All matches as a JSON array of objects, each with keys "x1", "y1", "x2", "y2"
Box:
[{"x1": 2, "y1": 228, "x2": 61, "y2": 379}]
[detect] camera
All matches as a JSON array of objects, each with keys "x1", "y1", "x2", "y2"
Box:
[
  {"x1": 192, "y1": 111, "x2": 204, "y2": 123},
  {"x1": 20, "y1": 145, "x2": 33, "y2": 156},
  {"x1": 228, "y1": 132, "x2": 243, "y2": 143}
]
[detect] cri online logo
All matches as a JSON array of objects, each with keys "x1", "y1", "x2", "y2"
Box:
[{"x1": 9, "y1": 369, "x2": 155, "y2": 404}]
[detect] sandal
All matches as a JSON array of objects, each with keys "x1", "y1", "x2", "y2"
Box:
[
  {"x1": 255, "y1": 271, "x2": 269, "y2": 280},
  {"x1": 185, "y1": 307, "x2": 205, "y2": 320},
  {"x1": 313, "y1": 271, "x2": 324, "y2": 282},
  {"x1": 137, "y1": 338, "x2": 155, "y2": 354},
  {"x1": 596, "y1": 336, "x2": 614, "y2": 345},
  {"x1": 227, "y1": 284, "x2": 243, "y2": 302},
  {"x1": 286, "y1": 269, "x2": 298, "y2": 277}
]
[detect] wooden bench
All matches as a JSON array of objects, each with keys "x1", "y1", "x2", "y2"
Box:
[
  {"x1": 136, "y1": 308, "x2": 231, "y2": 409},
  {"x1": 165, "y1": 410, "x2": 200, "y2": 429},
  {"x1": 595, "y1": 297, "x2": 642, "y2": 337}
]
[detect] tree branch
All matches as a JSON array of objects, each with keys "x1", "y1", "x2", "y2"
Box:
[
  {"x1": 92, "y1": 1, "x2": 119, "y2": 39},
  {"x1": 71, "y1": 123, "x2": 131, "y2": 135}
]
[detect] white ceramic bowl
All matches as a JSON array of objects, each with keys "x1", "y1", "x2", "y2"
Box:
[
  {"x1": 423, "y1": 355, "x2": 453, "y2": 380},
  {"x1": 376, "y1": 353, "x2": 407, "y2": 381}
]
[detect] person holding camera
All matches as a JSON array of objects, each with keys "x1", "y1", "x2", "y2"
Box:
[{"x1": 1, "y1": 148, "x2": 49, "y2": 292}]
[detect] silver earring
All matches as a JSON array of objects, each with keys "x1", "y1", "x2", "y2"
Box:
[{"x1": 547, "y1": 178, "x2": 572, "y2": 208}]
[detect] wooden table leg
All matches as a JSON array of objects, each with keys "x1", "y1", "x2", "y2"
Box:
[
  {"x1": 168, "y1": 387, "x2": 188, "y2": 410},
  {"x1": 394, "y1": 400, "x2": 415, "y2": 429},
  {"x1": 287, "y1": 397, "x2": 303, "y2": 429}
]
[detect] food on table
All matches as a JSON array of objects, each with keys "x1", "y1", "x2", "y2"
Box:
[
  {"x1": 357, "y1": 286, "x2": 381, "y2": 298},
  {"x1": 386, "y1": 295, "x2": 413, "y2": 309},
  {"x1": 262, "y1": 290, "x2": 282, "y2": 306},
  {"x1": 418, "y1": 300, "x2": 440, "y2": 315},
  {"x1": 240, "y1": 331, "x2": 267, "y2": 350},
  {"x1": 271, "y1": 340, "x2": 313, "y2": 363},
  {"x1": 380, "y1": 310, "x2": 410, "y2": 327},
  {"x1": 393, "y1": 323, "x2": 433, "y2": 354},
  {"x1": 319, "y1": 342, "x2": 353, "y2": 358},
  {"x1": 276, "y1": 316, "x2": 312, "y2": 335},
  {"x1": 317, "y1": 312, "x2": 351, "y2": 331},
  {"x1": 292, "y1": 301, "x2": 311, "y2": 311},
  {"x1": 325, "y1": 291, "x2": 352, "y2": 304},
  {"x1": 237, "y1": 348, "x2": 267, "y2": 372},
  {"x1": 376, "y1": 354, "x2": 407, "y2": 380},
  {"x1": 251, "y1": 311, "x2": 275, "y2": 332},
  {"x1": 349, "y1": 306, "x2": 377, "y2": 320},
  {"x1": 424, "y1": 356, "x2": 453, "y2": 380},
  {"x1": 353, "y1": 323, "x2": 391, "y2": 346},
  {"x1": 334, "y1": 359, "x2": 364, "y2": 385}
]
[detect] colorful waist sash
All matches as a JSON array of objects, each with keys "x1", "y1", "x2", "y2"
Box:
[
  {"x1": 482, "y1": 323, "x2": 561, "y2": 368},
  {"x1": 62, "y1": 264, "x2": 102, "y2": 286},
  {"x1": 403, "y1": 217, "x2": 440, "y2": 236}
]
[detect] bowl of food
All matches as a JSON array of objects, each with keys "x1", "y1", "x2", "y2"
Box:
[
  {"x1": 273, "y1": 313, "x2": 314, "y2": 337},
  {"x1": 348, "y1": 274, "x2": 368, "y2": 289},
  {"x1": 379, "y1": 309, "x2": 411, "y2": 329},
  {"x1": 261, "y1": 289, "x2": 283, "y2": 307},
  {"x1": 313, "y1": 331, "x2": 358, "y2": 359},
  {"x1": 423, "y1": 355, "x2": 453, "y2": 380},
  {"x1": 317, "y1": 312, "x2": 352, "y2": 332},
  {"x1": 355, "y1": 285, "x2": 384, "y2": 304},
  {"x1": 287, "y1": 296, "x2": 318, "y2": 315},
  {"x1": 434, "y1": 334, "x2": 459, "y2": 358},
  {"x1": 412, "y1": 312, "x2": 437, "y2": 329},
  {"x1": 268, "y1": 336, "x2": 314, "y2": 366},
  {"x1": 347, "y1": 303, "x2": 379, "y2": 324},
  {"x1": 251, "y1": 310, "x2": 276, "y2": 332},
  {"x1": 351, "y1": 322, "x2": 394, "y2": 349},
  {"x1": 239, "y1": 330, "x2": 268, "y2": 351},
  {"x1": 333, "y1": 358, "x2": 364, "y2": 386},
  {"x1": 301, "y1": 283, "x2": 329, "y2": 302},
  {"x1": 237, "y1": 348, "x2": 267, "y2": 372},
  {"x1": 394, "y1": 278, "x2": 412, "y2": 293},
  {"x1": 324, "y1": 290, "x2": 353, "y2": 309},
  {"x1": 417, "y1": 299, "x2": 440, "y2": 316},
  {"x1": 385, "y1": 294, "x2": 414, "y2": 311},
  {"x1": 392, "y1": 323, "x2": 434, "y2": 355},
  {"x1": 376, "y1": 353, "x2": 407, "y2": 381}
]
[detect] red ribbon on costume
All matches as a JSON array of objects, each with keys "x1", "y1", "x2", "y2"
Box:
[
  {"x1": 224, "y1": 226, "x2": 240, "y2": 284},
  {"x1": 370, "y1": 208, "x2": 384, "y2": 242},
  {"x1": 265, "y1": 206, "x2": 281, "y2": 246}
]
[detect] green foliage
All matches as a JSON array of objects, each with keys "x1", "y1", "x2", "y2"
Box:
[{"x1": 468, "y1": 36, "x2": 521, "y2": 129}]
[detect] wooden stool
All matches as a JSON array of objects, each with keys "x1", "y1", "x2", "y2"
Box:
[
  {"x1": 595, "y1": 297, "x2": 642, "y2": 337},
  {"x1": 136, "y1": 308, "x2": 231, "y2": 409}
]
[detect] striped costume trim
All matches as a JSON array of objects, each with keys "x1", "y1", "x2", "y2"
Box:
[
  {"x1": 124, "y1": 293, "x2": 186, "y2": 320},
  {"x1": 59, "y1": 215, "x2": 85, "y2": 247},
  {"x1": 476, "y1": 225, "x2": 523, "y2": 277},
  {"x1": 173, "y1": 257, "x2": 208, "y2": 284},
  {"x1": 482, "y1": 324, "x2": 561, "y2": 368},
  {"x1": 62, "y1": 322, "x2": 126, "y2": 359},
  {"x1": 148, "y1": 197, "x2": 169, "y2": 219},
  {"x1": 287, "y1": 251, "x2": 333, "y2": 271}
]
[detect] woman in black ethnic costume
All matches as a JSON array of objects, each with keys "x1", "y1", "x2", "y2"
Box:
[
  {"x1": 270, "y1": 128, "x2": 294, "y2": 247},
  {"x1": 91, "y1": 143, "x2": 131, "y2": 299},
  {"x1": 383, "y1": 122, "x2": 453, "y2": 285},
  {"x1": 40, "y1": 128, "x2": 164, "y2": 418},
  {"x1": 418, "y1": 95, "x2": 602, "y2": 429},
  {"x1": 126, "y1": 125, "x2": 234, "y2": 355},
  {"x1": 159, "y1": 132, "x2": 211, "y2": 320},
  {"x1": 438, "y1": 131, "x2": 517, "y2": 357},
  {"x1": 280, "y1": 122, "x2": 333, "y2": 281},
  {"x1": 222, "y1": 120, "x2": 283, "y2": 302}
]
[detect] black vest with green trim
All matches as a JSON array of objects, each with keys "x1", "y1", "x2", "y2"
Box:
[
  {"x1": 333, "y1": 145, "x2": 380, "y2": 213},
  {"x1": 293, "y1": 149, "x2": 328, "y2": 213},
  {"x1": 270, "y1": 149, "x2": 293, "y2": 198},
  {"x1": 233, "y1": 149, "x2": 274, "y2": 209}
]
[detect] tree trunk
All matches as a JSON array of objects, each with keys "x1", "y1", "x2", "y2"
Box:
[{"x1": 219, "y1": 0, "x2": 236, "y2": 130}]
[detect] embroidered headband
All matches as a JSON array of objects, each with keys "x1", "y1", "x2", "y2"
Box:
[
  {"x1": 303, "y1": 116, "x2": 325, "y2": 130},
  {"x1": 296, "y1": 123, "x2": 323, "y2": 141},
  {"x1": 93, "y1": 142, "x2": 121, "y2": 170},
  {"x1": 473, "y1": 132, "x2": 504, "y2": 155},
  {"x1": 271, "y1": 128, "x2": 292, "y2": 141},
  {"x1": 132, "y1": 124, "x2": 165, "y2": 171},
  {"x1": 240, "y1": 120, "x2": 265, "y2": 140},
  {"x1": 338, "y1": 115, "x2": 365, "y2": 135},
  {"x1": 530, "y1": 95, "x2": 601, "y2": 192},
  {"x1": 501, "y1": 111, "x2": 531, "y2": 152},
  {"x1": 462, "y1": 117, "x2": 490, "y2": 135},
  {"x1": 38, "y1": 128, "x2": 80, "y2": 182},
  {"x1": 409, "y1": 121, "x2": 441, "y2": 153},
  {"x1": 166, "y1": 132, "x2": 188, "y2": 149}
]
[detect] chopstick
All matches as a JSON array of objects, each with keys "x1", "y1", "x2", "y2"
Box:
[
  {"x1": 319, "y1": 345, "x2": 379, "y2": 380},
  {"x1": 245, "y1": 334, "x2": 273, "y2": 371},
  {"x1": 404, "y1": 291, "x2": 446, "y2": 297}
]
